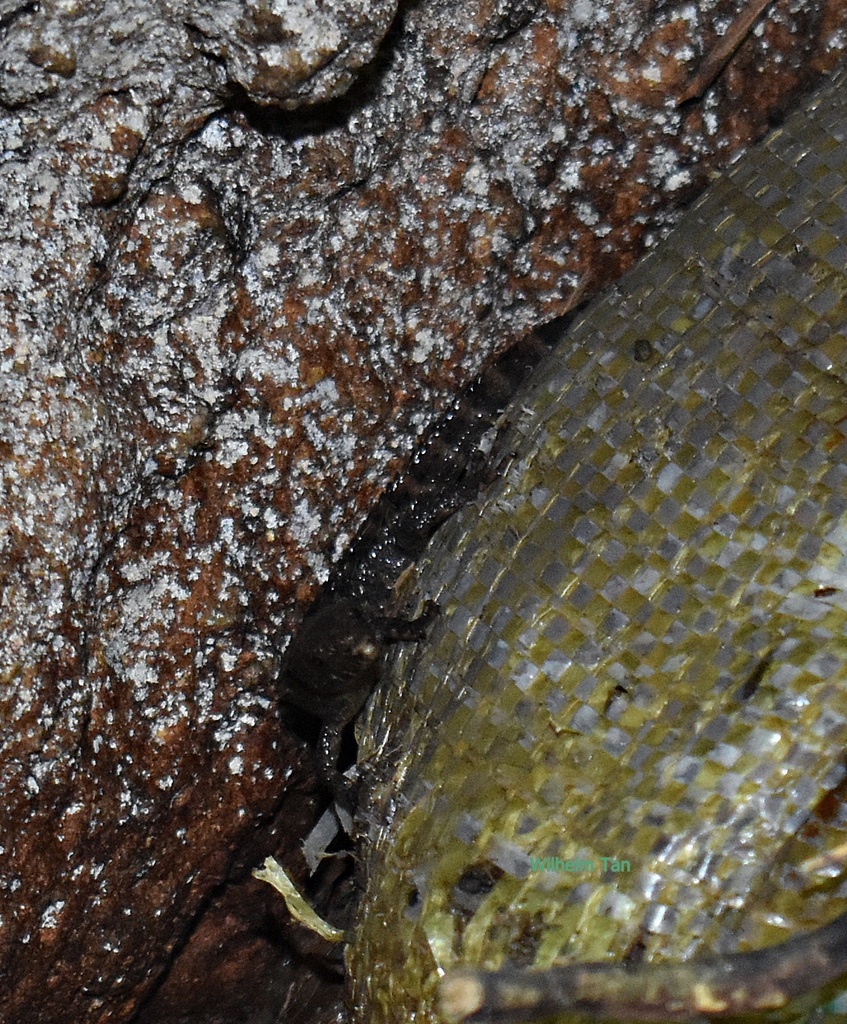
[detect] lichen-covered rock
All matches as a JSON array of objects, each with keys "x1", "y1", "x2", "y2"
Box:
[
  {"x1": 1, "y1": 1, "x2": 847, "y2": 1022},
  {"x1": 183, "y1": 0, "x2": 400, "y2": 108}
]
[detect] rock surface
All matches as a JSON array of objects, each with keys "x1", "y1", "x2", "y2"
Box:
[
  {"x1": 184, "y1": 0, "x2": 399, "y2": 108},
  {"x1": 1, "y1": 1, "x2": 846, "y2": 1023}
]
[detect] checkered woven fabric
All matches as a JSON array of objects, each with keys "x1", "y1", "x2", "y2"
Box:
[{"x1": 351, "y1": 64, "x2": 847, "y2": 1024}]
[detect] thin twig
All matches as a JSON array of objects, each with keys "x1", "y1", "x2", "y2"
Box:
[
  {"x1": 678, "y1": 0, "x2": 774, "y2": 104},
  {"x1": 441, "y1": 908, "x2": 847, "y2": 1022}
]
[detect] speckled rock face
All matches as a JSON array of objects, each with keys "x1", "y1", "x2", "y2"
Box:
[
  {"x1": 2, "y1": 1, "x2": 847, "y2": 1022},
  {"x1": 351, "y1": 63, "x2": 847, "y2": 1024},
  {"x1": 184, "y1": 0, "x2": 400, "y2": 107}
]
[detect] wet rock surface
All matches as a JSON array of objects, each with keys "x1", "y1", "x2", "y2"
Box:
[
  {"x1": 184, "y1": 0, "x2": 399, "y2": 108},
  {"x1": 1, "y1": 1, "x2": 846, "y2": 1023}
]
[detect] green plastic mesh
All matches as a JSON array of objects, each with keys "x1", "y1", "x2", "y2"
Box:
[{"x1": 350, "y1": 63, "x2": 847, "y2": 1024}]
